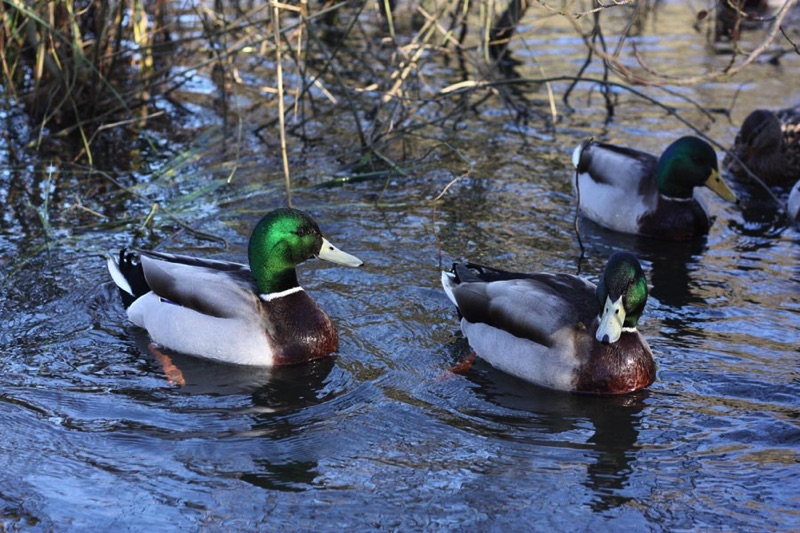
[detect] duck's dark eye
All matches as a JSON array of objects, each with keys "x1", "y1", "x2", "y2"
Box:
[{"x1": 296, "y1": 226, "x2": 311, "y2": 237}]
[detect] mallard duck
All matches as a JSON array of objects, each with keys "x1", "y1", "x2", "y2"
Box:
[
  {"x1": 722, "y1": 107, "x2": 800, "y2": 188},
  {"x1": 107, "y1": 208, "x2": 363, "y2": 366},
  {"x1": 572, "y1": 136, "x2": 738, "y2": 240},
  {"x1": 715, "y1": 0, "x2": 774, "y2": 41},
  {"x1": 441, "y1": 252, "x2": 656, "y2": 394}
]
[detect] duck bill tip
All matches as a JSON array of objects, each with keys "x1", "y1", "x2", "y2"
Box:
[
  {"x1": 317, "y1": 238, "x2": 363, "y2": 267},
  {"x1": 706, "y1": 170, "x2": 737, "y2": 203}
]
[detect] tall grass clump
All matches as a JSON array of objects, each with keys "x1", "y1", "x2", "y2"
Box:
[
  {"x1": 0, "y1": 1, "x2": 796, "y2": 194},
  {"x1": 0, "y1": 0, "x2": 171, "y2": 162}
]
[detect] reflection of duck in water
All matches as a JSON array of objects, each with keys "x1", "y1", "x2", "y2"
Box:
[
  {"x1": 130, "y1": 327, "x2": 337, "y2": 401},
  {"x1": 107, "y1": 208, "x2": 362, "y2": 370},
  {"x1": 723, "y1": 107, "x2": 800, "y2": 222},
  {"x1": 583, "y1": 393, "x2": 646, "y2": 513},
  {"x1": 460, "y1": 360, "x2": 649, "y2": 511},
  {"x1": 441, "y1": 252, "x2": 656, "y2": 394},
  {"x1": 568, "y1": 220, "x2": 706, "y2": 310},
  {"x1": 572, "y1": 136, "x2": 737, "y2": 240}
]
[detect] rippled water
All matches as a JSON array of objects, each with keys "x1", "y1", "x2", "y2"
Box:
[{"x1": 2, "y1": 2, "x2": 800, "y2": 530}]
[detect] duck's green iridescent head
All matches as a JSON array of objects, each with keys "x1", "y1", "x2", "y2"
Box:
[
  {"x1": 595, "y1": 252, "x2": 648, "y2": 344},
  {"x1": 656, "y1": 136, "x2": 737, "y2": 203},
  {"x1": 248, "y1": 208, "x2": 362, "y2": 294}
]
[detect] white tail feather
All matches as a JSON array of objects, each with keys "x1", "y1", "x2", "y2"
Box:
[
  {"x1": 440, "y1": 271, "x2": 458, "y2": 306},
  {"x1": 572, "y1": 140, "x2": 590, "y2": 169},
  {"x1": 106, "y1": 255, "x2": 134, "y2": 296}
]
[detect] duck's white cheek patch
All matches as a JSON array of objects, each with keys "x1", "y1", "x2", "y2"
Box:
[{"x1": 596, "y1": 295, "x2": 625, "y2": 344}]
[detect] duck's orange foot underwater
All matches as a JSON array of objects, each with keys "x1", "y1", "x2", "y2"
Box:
[
  {"x1": 148, "y1": 343, "x2": 186, "y2": 387},
  {"x1": 437, "y1": 352, "x2": 477, "y2": 381}
]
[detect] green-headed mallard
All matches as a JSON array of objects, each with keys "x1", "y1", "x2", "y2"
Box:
[
  {"x1": 107, "y1": 208, "x2": 363, "y2": 366},
  {"x1": 723, "y1": 107, "x2": 800, "y2": 188},
  {"x1": 441, "y1": 252, "x2": 656, "y2": 394},
  {"x1": 572, "y1": 136, "x2": 737, "y2": 240}
]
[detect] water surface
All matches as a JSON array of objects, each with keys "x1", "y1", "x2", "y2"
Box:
[{"x1": 1, "y1": 2, "x2": 799, "y2": 530}]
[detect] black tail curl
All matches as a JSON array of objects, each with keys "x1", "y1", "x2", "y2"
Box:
[
  {"x1": 116, "y1": 249, "x2": 151, "y2": 308},
  {"x1": 452, "y1": 262, "x2": 531, "y2": 284}
]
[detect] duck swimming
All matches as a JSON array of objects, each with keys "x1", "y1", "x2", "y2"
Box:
[
  {"x1": 723, "y1": 107, "x2": 800, "y2": 221},
  {"x1": 441, "y1": 252, "x2": 656, "y2": 394},
  {"x1": 107, "y1": 208, "x2": 363, "y2": 366},
  {"x1": 723, "y1": 107, "x2": 800, "y2": 188},
  {"x1": 572, "y1": 136, "x2": 737, "y2": 240}
]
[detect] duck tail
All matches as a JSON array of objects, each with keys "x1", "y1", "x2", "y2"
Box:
[
  {"x1": 442, "y1": 262, "x2": 498, "y2": 306},
  {"x1": 106, "y1": 249, "x2": 150, "y2": 309},
  {"x1": 440, "y1": 269, "x2": 458, "y2": 307},
  {"x1": 572, "y1": 138, "x2": 593, "y2": 172}
]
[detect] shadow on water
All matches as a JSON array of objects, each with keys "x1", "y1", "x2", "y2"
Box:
[{"x1": 461, "y1": 356, "x2": 650, "y2": 513}]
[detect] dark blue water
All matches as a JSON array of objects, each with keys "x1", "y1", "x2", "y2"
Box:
[{"x1": 2, "y1": 2, "x2": 799, "y2": 530}]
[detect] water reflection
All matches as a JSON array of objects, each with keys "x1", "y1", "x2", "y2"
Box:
[
  {"x1": 725, "y1": 174, "x2": 792, "y2": 237},
  {"x1": 128, "y1": 338, "x2": 339, "y2": 493},
  {"x1": 240, "y1": 460, "x2": 317, "y2": 493},
  {"x1": 463, "y1": 358, "x2": 649, "y2": 513},
  {"x1": 575, "y1": 218, "x2": 706, "y2": 309},
  {"x1": 132, "y1": 331, "x2": 337, "y2": 405}
]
